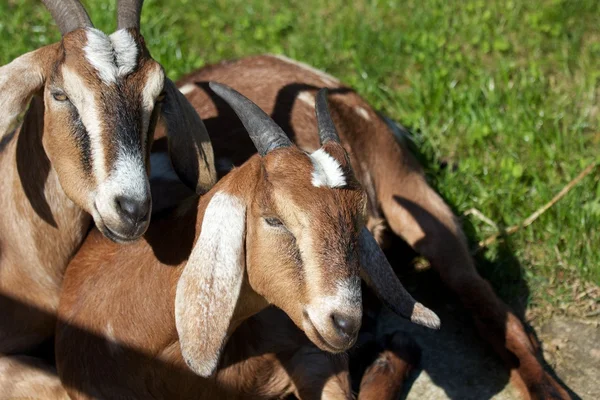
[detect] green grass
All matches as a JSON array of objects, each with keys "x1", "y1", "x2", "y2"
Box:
[{"x1": 1, "y1": 0, "x2": 598, "y2": 312}]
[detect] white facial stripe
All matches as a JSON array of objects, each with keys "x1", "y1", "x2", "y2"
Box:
[
  {"x1": 94, "y1": 150, "x2": 149, "y2": 228},
  {"x1": 110, "y1": 29, "x2": 139, "y2": 77},
  {"x1": 61, "y1": 66, "x2": 108, "y2": 182},
  {"x1": 84, "y1": 28, "x2": 139, "y2": 85},
  {"x1": 107, "y1": 152, "x2": 149, "y2": 202},
  {"x1": 305, "y1": 277, "x2": 362, "y2": 330},
  {"x1": 269, "y1": 54, "x2": 341, "y2": 86},
  {"x1": 309, "y1": 279, "x2": 362, "y2": 313},
  {"x1": 309, "y1": 149, "x2": 346, "y2": 188}
]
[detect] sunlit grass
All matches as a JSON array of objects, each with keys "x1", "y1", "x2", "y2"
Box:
[{"x1": 1, "y1": 0, "x2": 598, "y2": 310}]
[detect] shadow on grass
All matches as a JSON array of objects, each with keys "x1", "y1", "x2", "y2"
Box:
[{"x1": 359, "y1": 122, "x2": 581, "y2": 400}]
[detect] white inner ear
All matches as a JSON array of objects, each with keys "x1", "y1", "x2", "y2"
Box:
[
  {"x1": 175, "y1": 191, "x2": 246, "y2": 378},
  {"x1": 309, "y1": 149, "x2": 346, "y2": 188}
]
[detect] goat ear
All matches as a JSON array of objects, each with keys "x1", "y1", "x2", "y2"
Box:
[
  {"x1": 0, "y1": 46, "x2": 55, "y2": 140},
  {"x1": 160, "y1": 78, "x2": 216, "y2": 195},
  {"x1": 358, "y1": 227, "x2": 441, "y2": 330},
  {"x1": 175, "y1": 191, "x2": 246, "y2": 378}
]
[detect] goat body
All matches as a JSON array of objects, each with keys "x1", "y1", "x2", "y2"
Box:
[
  {"x1": 169, "y1": 54, "x2": 571, "y2": 400},
  {"x1": 0, "y1": 0, "x2": 215, "y2": 355},
  {"x1": 56, "y1": 84, "x2": 435, "y2": 399},
  {"x1": 56, "y1": 158, "x2": 348, "y2": 399}
]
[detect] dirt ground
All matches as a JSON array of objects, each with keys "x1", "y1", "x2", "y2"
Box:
[{"x1": 376, "y1": 305, "x2": 599, "y2": 400}]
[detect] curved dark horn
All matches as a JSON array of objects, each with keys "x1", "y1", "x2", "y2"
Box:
[
  {"x1": 358, "y1": 228, "x2": 440, "y2": 329},
  {"x1": 117, "y1": 0, "x2": 144, "y2": 30},
  {"x1": 41, "y1": 0, "x2": 93, "y2": 36},
  {"x1": 209, "y1": 82, "x2": 293, "y2": 156},
  {"x1": 315, "y1": 88, "x2": 341, "y2": 145}
]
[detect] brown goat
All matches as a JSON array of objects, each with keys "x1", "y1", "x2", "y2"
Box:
[
  {"x1": 55, "y1": 84, "x2": 438, "y2": 399},
  {"x1": 164, "y1": 54, "x2": 571, "y2": 400},
  {"x1": 0, "y1": 0, "x2": 214, "y2": 355},
  {"x1": 1, "y1": 310, "x2": 409, "y2": 400}
]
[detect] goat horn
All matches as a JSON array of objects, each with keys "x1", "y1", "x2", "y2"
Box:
[
  {"x1": 209, "y1": 82, "x2": 293, "y2": 156},
  {"x1": 41, "y1": 0, "x2": 93, "y2": 36},
  {"x1": 117, "y1": 0, "x2": 144, "y2": 30},
  {"x1": 359, "y1": 228, "x2": 441, "y2": 330},
  {"x1": 315, "y1": 88, "x2": 341, "y2": 145}
]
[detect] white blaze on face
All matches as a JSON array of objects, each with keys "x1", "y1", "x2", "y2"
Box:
[
  {"x1": 79, "y1": 28, "x2": 163, "y2": 223},
  {"x1": 309, "y1": 149, "x2": 346, "y2": 188},
  {"x1": 83, "y1": 28, "x2": 139, "y2": 85},
  {"x1": 61, "y1": 66, "x2": 108, "y2": 182},
  {"x1": 304, "y1": 277, "x2": 362, "y2": 333}
]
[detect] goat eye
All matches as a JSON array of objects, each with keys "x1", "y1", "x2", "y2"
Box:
[
  {"x1": 264, "y1": 217, "x2": 284, "y2": 228},
  {"x1": 156, "y1": 92, "x2": 166, "y2": 103},
  {"x1": 52, "y1": 92, "x2": 69, "y2": 102}
]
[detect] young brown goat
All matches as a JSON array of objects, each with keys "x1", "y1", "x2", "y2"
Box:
[
  {"x1": 165, "y1": 55, "x2": 571, "y2": 400},
  {"x1": 0, "y1": 0, "x2": 214, "y2": 355},
  {"x1": 56, "y1": 84, "x2": 438, "y2": 399}
]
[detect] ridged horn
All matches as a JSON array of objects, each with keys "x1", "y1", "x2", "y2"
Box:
[
  {"x1": 315, "y1": 88, "x2": 341, "y2": 145},
  {"x1": 41, "y1": 0, "x2": 93, "y2": 35},
  {"x1": 117, "y1": 0, "x2": 143, "y2": 30},
  {"x1": 209, "y1": 82, "x2": 293, "y2": 156}
]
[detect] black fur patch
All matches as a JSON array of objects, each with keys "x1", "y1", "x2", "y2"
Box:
[{"x1": 71, "y1": 110, "x2": 92, "y2": 175}]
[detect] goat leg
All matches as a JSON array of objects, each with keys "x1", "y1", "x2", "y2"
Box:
[
  {"x1": 357, "y1": 331, "x2": 421, "y2": 400},
  {"x1": 376, "y1": 165, "x2": 571, "y2": 400}
]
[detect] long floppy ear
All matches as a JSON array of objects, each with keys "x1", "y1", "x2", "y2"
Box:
[
  {"x1": 175, "y1": 191, "x2": 246, "y2": 377},
  {"x1": 0, "y1": 45, "x2": 56, "y2": 141},
  {"x1": 359, "y1": 227, "x2": 441, "y2": 330},
  {"x1": 160, "y1": 78, "x2": 217, "y2": 195}
]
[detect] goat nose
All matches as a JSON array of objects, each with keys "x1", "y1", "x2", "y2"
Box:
[
  {"x1": 331, "y1": 312, "x2": 360, "y2": 338},
  {"x1": 115, "y1": 196, "x2": 150, "y2": 224}
]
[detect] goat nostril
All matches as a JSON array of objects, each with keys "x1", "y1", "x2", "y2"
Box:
[
  {"x1": 115, "y1": 196, "x2": 150, "y2": 224},
  {"x1": 331, "y1": 313, "x2": 359, "y2": 338}
]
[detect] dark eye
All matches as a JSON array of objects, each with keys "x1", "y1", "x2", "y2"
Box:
[
  {"x1": 264, "y1": 217, "x2": 284, "y2": 228},
  {"x1": 156, "y1": 91, "x2": 166, "y2": 103},
  {"x1": 52, "y1": 92, "x2": 69, "y2": 102}
]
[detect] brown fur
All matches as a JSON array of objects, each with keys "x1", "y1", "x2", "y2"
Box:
[
  {"x1": 56, "y1": 147, "x2": 364, "y2": 398},
  {"x1": 357, "y1": 332, "x2": 421, "y2": 400},
  {"x1": 0, "y1": 15, "x2": 215, "y2": 355},
  {"x1": 0, "y1": 356, "x2": 69, "y2": 400},
  {"x1": 56, "y1": 85, "x2": 429, "y2": 398},
  {"x1": 164, "y1": 55, "x2": 570, "y2": 400}
]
